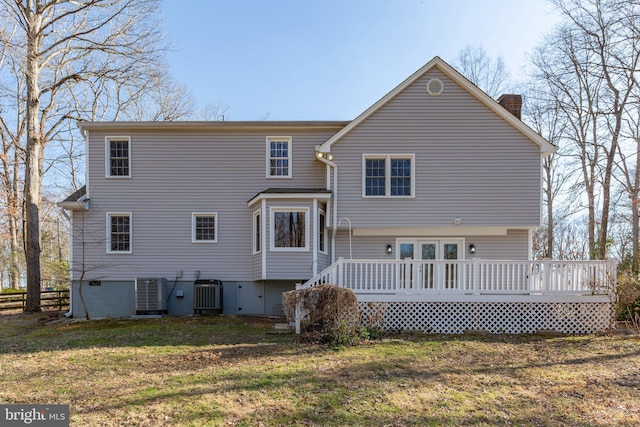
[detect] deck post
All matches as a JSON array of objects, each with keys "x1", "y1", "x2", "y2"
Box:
[
  {"x1": 337, "y1": 258, "x2": 344, "y2": 286},
  {"x1": 473, "y1": 258, "x2": 480, "y2": 295},
  {"x1": 543, "y1": 260, "x2": 551, "y2": 294},
  {"x1": 295, "y1": 293, "x2": 302, "y2": 334}
]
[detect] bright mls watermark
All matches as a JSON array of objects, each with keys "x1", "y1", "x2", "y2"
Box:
[{"x1": 1, "y1": 405, "x2": 69, "y2": 426}]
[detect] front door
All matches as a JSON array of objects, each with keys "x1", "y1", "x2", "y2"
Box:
[{"x1": 397, "y1": 239, "x2": 463, "y2": 290}]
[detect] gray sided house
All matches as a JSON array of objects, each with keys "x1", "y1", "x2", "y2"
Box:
[{"x1": 60, "y1": 57, "x2": 612, "y2": 333}]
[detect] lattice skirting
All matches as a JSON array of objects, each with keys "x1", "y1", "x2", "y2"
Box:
[{"x1": 359, "y1": 302, "x2": 614, "y2": 335}]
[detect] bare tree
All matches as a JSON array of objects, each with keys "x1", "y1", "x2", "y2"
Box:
[
  {"x1": 453, "y1": 44, "x2": 511, "y2": 99},
  {"x1": 0, "y1": 0, "x2": 166, "y2": 310},
  {"x1": 531, "y1": 0, "x2": 640, "y2": 260},
  {"x1": 0, "y1": 21, "x2": 25, "y2": 290},
  {"x1": 524, "y1": 84, "x2": 576, "y2": 258}
]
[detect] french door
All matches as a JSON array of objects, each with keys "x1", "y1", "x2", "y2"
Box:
[{"x1": 397, "y1": 239, "x2": 464, "y2": 290}]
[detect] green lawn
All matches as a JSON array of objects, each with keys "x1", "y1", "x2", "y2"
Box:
[{"x1": 1, "y1": 313, "x2": 639, "y2": 426}]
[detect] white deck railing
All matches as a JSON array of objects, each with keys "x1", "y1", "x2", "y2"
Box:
[{"x1": 298, "y1": 258, "x2": 617, "y2": 297}]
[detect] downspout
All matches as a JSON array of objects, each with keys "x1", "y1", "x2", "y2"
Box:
[{"x1": 315, "y1": 149, "x2": 338, "y2": 263}]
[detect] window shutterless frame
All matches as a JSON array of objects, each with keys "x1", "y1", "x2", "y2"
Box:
[
  {"x1": 106, "y1": 212, "x2": 132, "y2": 254},
  {"x1": 362, "y1": 154, "x2": 415, "y2": 198},
  {"x1": 270, "y1": 207, "x2": 309, "y2": 252},
  {"x1": 253, "y1": 209, "x2": 261, "y2": 254},
  {"x1": 266, "y1": 136, "x2": 292, "y2": 178},
  {"x1": 105, "y1": 136, "x2": 131, "y2": 178},
  {"x1": 318, "y1": 209, "x2": 327, "y2": 254},
  {"x1": 192, "y1": 212, "x2": 218, "y2": 243}
]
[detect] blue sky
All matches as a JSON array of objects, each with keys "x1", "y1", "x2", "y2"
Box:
[{"x1": 161, "y1": 0, "x2": 560, "y2": 121}]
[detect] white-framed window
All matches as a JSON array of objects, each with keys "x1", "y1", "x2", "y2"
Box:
[
  {"x1": 318, "y1": 209, "x2": 327, "y2": 254},
  {"x1": 266, "y1": 136, "x2": 292, "y2": 178},
  {"x1": 270, "y1": 207, "x2": 309, "y2": 251},
  {"x1": 105, "y1": 136, "x2": 131, "y2": 178},
  {"x1": 107, "y1": 212, "x2": 132, "y2": 253},
  {"x1": 192, "y1": 213, "x2": 218, "y2": 243},
  {"x1": 362, "y1": 154, "x2": 415, "y2": 197},
  {"x1": 253, "y1": 209, "x2": 261, "y2": 254}
]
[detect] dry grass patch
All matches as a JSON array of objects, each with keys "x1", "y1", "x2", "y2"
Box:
[{"x1": 0, "y1": 313, "x2": 639, "y2": 426}]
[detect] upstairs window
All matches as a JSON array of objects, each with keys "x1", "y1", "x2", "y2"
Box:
[
  {"x1": 363, "y1": 155, "x2": 414, "y2": 197},
  {"x1": 271, "y1": 208, "x2": 308, "y2": 251},
  {"x1": 267, "y1": 136, "x2": 292, "y2": 178},
  {"x1": 192, "y1": 213, "x2": 218, "y2": 243},
  {"x1": 106, "y1": 137, "x2": 131, "y2": 178},
  {"x1": 107, "y1": 213, "x2": 131, "y2": 253}
]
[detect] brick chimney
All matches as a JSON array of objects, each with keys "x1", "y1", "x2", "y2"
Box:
[{"x1": 498, "y1": 94, "x2": 522, "y2": 120}]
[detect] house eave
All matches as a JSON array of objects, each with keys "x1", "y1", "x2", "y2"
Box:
[
  {"x1": 247, "y1": 189, "x2": 332, "y2": 207},
  {"x1": 78, "y1": 120, "x2": 350, "y2": 134},
  {"x1": 57, "y1": 200, "x2": 89, "y2": 211},
  {"x1": 350, "y1": 226, "x2": 534, "y2": 237}
]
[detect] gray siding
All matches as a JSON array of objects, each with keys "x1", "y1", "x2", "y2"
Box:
[
  {"x1": 74, "y1": 128, "x2": 334, "y2": 283},
  {"x1": 332, "y1": 68, "x2": 542, "y2": 228}
]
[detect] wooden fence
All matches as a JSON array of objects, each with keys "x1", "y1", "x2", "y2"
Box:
[{"x1": 0, "y1": 289, "x2": 70, "y2": 312}]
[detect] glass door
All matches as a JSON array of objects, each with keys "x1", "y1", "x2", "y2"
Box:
[{"x1": 396, "y1": 239, "x2": 463, "y2": 290}]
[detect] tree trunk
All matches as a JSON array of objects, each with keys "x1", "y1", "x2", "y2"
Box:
[
  {"x1": 9, "y1": 212, "x2": 20, "y2": 289},
  {"x1": 24, "y1": 5, "x2": 43, "y2": 312}
]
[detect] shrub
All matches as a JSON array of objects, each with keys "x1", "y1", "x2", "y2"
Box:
[{"x1": 283, "y1": 284, "x2": 363, "y2": 347}]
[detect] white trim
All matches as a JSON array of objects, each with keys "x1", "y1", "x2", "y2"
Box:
[
  {"x1": 191, "y1": 212, "x2": 218, "y2": 243},
  {"x1": 356, "y1": 294, "x2": 612, "y2": 303},
  {"x1": 85, "y1": 131, "x2": 90, "y2": 200},
  {"x1": 261, "y1": 199, "x2": 267, "y2": 279},
  {"x1": 362, "y1": 154, "x2": 415, "y2": 198},
  {"x1": 104, "y1": 136, "x2": 131, "y2": 178},
  {"x1": 106, "y1": 212, "x2": 132, "y2": 254},
  {"x1": 247, "y1": 191, "x2": 331, "y2": 207},
  {"x1": 252, "y1": 208, "x2": 262, "y2": 255},
  {"x1": 269, "y1": 207, "x2": 310, "y2": 252},
  {"x1": 318, "y1": 57, "x2": 556, "y2": 156},
  {"x1": 265, "y1": 136, "x2": 292, "y2": 178},
  {"x1": 313, "y1": 199, "x2": 318, "y2": 276},
  {"x1": 352, "y1": 226, "x2": 533, "y2": 237}
]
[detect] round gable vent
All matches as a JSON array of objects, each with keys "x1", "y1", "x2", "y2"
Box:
[{"x1": 426, "y1": 78, "x2": 444, "y2": 96}]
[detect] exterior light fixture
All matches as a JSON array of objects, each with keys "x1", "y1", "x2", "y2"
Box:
[
  {"x1": 386, "y1": 244, "x2": 393, "y2": 255},
  {"x1": 315, "y1": 151, "x2": 334, "y2": 161},
  {"x1": 469, "y1": 244, "x2": 476, "y2": 254}
]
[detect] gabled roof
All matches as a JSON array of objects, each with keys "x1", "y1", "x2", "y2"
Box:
[
  {"x1": 317, "y1": 56, "x2": 556, "y2": 156},
  {"x1": 57, "y1": 185, "x2": 88, "y2": 211},
  {"x1": 247, "y1": 188, "x2": 332, "y2": 207}
]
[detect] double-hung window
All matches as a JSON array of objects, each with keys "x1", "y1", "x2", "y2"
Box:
[
  {"x1": 106, "y1": 137, "x2": 131, "y2": 178},
  {"x1": 271, "y1": 208, "x2": 308, "y2": 251},
  {"x1": 107, "y1": 213, "x2": 132, "y2": 253},
  {"x1": 363, "y1": 155, "x2": 415, "y2": 197},
  {"x1": 267, "y1": 136, "x2": 292, "y2": 178},
  {"x1": 192, "y1": 213, "x2": 218, "y2": 243}
]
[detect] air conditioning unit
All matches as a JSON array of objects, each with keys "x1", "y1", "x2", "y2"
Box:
[
  {"x1": 194, "y1": 279, "x2": 223, "y2": 314},
  {"x1": 135, "y1": 278, "x2": 168, "y2": 314}
]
